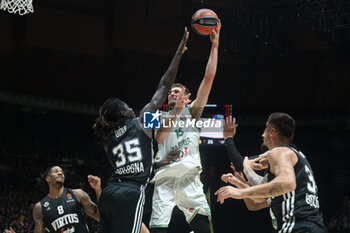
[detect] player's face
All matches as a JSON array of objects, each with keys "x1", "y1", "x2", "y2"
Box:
[
  {"x1": 122, "y1": 103, "x2": 135, "y2": 118},
  {"x1": 47, "y1": 166, "x2": 65, "y2": 185},
  {"x1": 262, "y1": 122, "x2": 272, "y2": 149},
  {"x1": 168, "y1": 87, "x2": 183, "y2": 105}
]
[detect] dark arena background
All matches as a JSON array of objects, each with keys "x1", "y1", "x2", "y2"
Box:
[{"x1": 1, "y1": 0, "x2": 350, "y2": 233}]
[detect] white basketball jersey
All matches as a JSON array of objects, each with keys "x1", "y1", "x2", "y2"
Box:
[{"x1": 152, "y1": 107, "x2": 202, "y2": 181}]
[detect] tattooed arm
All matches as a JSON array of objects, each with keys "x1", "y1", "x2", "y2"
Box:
[
  {"x1": 221, "y1": 170, "x2": 270, "y2": 210},
  {"x1": 73, "y1": 189, "x2": 100, "y2": 222},
  {"x1": 33, "y1": 202, "x2": 45, "y2": 233},
  {"x1": 215, "y1": 147, "x2": 297, "y2": 202},
  {"x1": 243, "y1": 156, "x2": 267, "y2": 186}
]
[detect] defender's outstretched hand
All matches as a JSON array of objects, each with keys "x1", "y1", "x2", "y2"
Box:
[
  {"x1": 223, "y1": 115, "x2": 238, "y2": 139},
  {"x1": 177, "y1": 27, "x2": 189, "y2": 54},
  {"x1": 215, "y1": 185, "x2": 243, "y2": 204}
]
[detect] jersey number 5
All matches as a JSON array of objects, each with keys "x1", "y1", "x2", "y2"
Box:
[{"x1": 112, "y1": 138, "x2": 143, "y2": 168}]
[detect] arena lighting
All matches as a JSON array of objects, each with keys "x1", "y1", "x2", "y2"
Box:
[
  {"x1": 294, "y1": 0, "x2": 350, "y2": 33},
  {"x1": 0, "y1": 90, "x2": 99, "y2": 115}
]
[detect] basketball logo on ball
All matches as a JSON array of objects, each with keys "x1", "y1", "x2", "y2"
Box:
[{"x1": 191, "y1": 9, "x2": 219, "y2": 36}]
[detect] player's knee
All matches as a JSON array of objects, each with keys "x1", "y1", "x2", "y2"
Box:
[{"x1": 189, "y1": 214, "x2": 211, "y2": 233}]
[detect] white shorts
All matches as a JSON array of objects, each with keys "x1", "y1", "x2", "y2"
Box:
[{"x1": 149, "y1": 173, "x2": 211, "y2": 228}]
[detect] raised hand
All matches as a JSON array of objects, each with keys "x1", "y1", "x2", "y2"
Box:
[
  {"x1": 223, "y1": 115, "x2": 238, "y2": 139},
  {"x1": 177, "y1": 27, "x2": 189, "y2": 54},
  {"x1": 174, "y1": 88, "x2": 192, "y2": 110},
  {"x1": 88, "y1": 175, "x2": 101, "y2": 191},
  {"x1": 210, "y1": 19, "x2": 221, "y2": 44}
]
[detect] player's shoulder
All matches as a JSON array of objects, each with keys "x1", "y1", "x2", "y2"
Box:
[
  {"x1": 34, "y1": 201, "x2": 42, "y2": 209},
  {"x1": 269, "y1": 146, "x2": 298, "y2": 164},
  {"x1": 33, "y1": 201, "x2": 43, "y2": 218},
  {"x1": 71, "y1": 188, "x2": 85, "y2": 197}
]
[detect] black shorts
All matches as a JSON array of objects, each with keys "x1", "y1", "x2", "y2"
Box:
[
  {"x1": 277, "y1": 219, "x2": 328, "y2": 233},
  {"x1": 98, "y1": 181, "x2": 146, "y2": 233}
]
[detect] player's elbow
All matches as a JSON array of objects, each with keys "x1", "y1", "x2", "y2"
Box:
[
  {"x1": 246, "y1": 203, "x2": 265, "y2": 211},
  {"x1": 284, "y1": 179, "x2": 296, "y2": 193},
  {"x1": 246, "y1": 205, "x2": 260, "y2": 211}
]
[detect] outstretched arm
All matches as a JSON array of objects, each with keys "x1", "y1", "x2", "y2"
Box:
[
  {"x1": 73, "y1": 189, "x2": 100, "y2": 222},
  {"x1": 221, "y1": 164, "x2": 269, "y2": 210},
  {"x1": 32, "y1": 202, "x2": 45, "y2": 233},
  {"x1": 139, "y1": 27, "x2": 189, "y2": 116},
  {"x1": 216, "y1": 147, "x2": 297, "y2": 202},
  {"x1": 223, "y1": 116, "x2": 244, "y2": 171},
  {"x1": 190, "y1": 21, "x2": 221, "y2": 120}
]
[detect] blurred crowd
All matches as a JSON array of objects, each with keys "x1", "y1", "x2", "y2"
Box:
[{"x1": 327, "y1": 196, "x2": 350, "y2": 233}]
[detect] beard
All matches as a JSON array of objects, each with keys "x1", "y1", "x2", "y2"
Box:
[{"x1": 55, "y1": 180, "x2": 64, "y2": 185}]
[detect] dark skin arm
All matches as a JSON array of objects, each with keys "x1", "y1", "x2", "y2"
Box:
[
  {"x1": 139, "y1": 27, "x2": 189, "y2": 117},
  {"x1": 32, "y1": 202, "x2": 45, "y2": 233},
  {"x1": 73, "y1": 189, "x2": 100, "y2": 222}
]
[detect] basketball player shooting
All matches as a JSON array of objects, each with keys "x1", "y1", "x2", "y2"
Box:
[{"x1": 149, "y1": 21, "x2": 221, "y2": 233}]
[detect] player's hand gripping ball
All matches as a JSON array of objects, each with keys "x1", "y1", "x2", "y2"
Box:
[{"x1": 191, "y1": 8, "x2": 219, "y2": 36}]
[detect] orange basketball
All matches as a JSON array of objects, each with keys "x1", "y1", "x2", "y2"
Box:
[{"x1": 191, "y1": 9, "x2": 218, "y2": 36}]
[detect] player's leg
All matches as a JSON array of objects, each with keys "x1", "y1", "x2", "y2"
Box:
[
  {"x1": 141, "y1": 223, "x2": 150, "y2": 233},
  {"x1": 98, "y1": 185, "x2": 114, "y2": 233},
  {"x1": 188, "y1": 214, "x2": 211, "y2": 233},
  {"x1": 289, "y1": 220, "x2": 328, "y2": 233},
  {"x1": 101, "y1": 182, "x2": 145, "y2": 233},
  {"x1": 177, "y1": 175, "x2": 212, "y2": 233},
  {"x1": 149, "y1": 179, "x2": 176, "y2": 232}
]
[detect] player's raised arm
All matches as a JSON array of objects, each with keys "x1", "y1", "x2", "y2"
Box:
[
  {"x1": 139, "y1": 27, "x2": 189, "y2": 116},
  {"x1": 190, "y1": 20, "x2": 221, "y2": 120}
]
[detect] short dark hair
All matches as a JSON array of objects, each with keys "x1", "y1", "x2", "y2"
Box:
[
  {"x1": 93, "y1": 98, "x2": 127, "y2": 140},
  {"x1": 43, "y1": 165, "x2": 64, "y2": 180},
  {"x1": 43, "y1": 165, "x2": 55, "y2": 180},
  {"x1": 171, "y1": 83, "x2": 190, "y2": 95},
  {"x1": 267, "y1": 112, "x2": 296, "y2": 143}
]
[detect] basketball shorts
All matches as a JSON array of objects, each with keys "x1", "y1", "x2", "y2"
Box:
[
  {"x1": 99, "y1": 181, "x2": 146, "y2": 233},
  {"x1": 149, "y1": 173, "x2": 211, "y2": 228},
  {"x1": 277, "y1": 218, "x2": 328, "y2": 233}
]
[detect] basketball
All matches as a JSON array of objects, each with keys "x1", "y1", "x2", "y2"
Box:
[{"x1": 191, "y1": 9, "x2": 218, "y2": 36}]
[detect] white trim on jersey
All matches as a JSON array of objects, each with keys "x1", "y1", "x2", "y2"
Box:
[
  {"x1": 279, "y1": 191, "x2": 295, "y2": 233},
  {"x1": 131, "y1": 185, "x2": 146, "y2": 233}
]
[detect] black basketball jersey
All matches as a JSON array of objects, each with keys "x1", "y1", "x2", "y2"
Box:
[
  {"x1": 267, "y1": 146, "x2": 326, "y2": 232},
  {"x1": 40, "y1": 188, "x2": 89, "y2": 233},
  {"x1": 104, "y1": 118, "x2": 154, "y2": 185}
]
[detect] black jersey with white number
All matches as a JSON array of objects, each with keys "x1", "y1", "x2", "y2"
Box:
[
  {"x1": 104, "y1": 118, "x2": 154, "y2": 185},
  {"x1": 40, "y1": 188, "x2": 89, "y2": 233},
  {"x1": 267, "y1": 146, "x2": 326, "y2": 232}
]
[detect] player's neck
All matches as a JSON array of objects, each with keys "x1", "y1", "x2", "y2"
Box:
[
  {"x1": 48, "y1": 185, "x2": 64, "y2": 199},
  {"x1": 271, "y1": 139, "x2": 290, "y2": 149}
]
